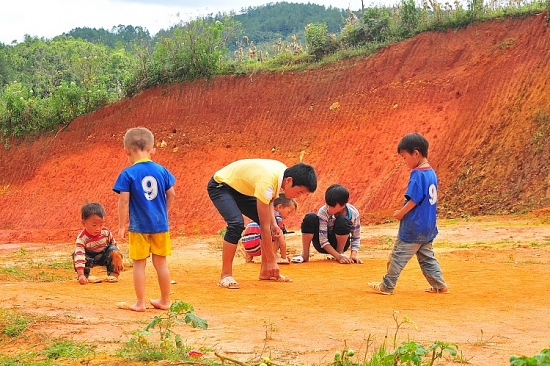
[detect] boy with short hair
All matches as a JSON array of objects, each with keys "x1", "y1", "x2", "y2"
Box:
[
  {"x1": 368, "y1": 132, "x2": 448, "y2": 295},
  {"x1": 291, "y1": 184, "x2": 362, "y2": 264},
  {"x1": 207, "y1": 158, "x2": 317, "y2": 289},
  {"x1": 73, "y1": 202, "x2": 124, "y2": 284},
  {"x1": 242, "y1": 193, "x2": 298, "y2": 264},
  {"x1": 113, "y1": 127, "x2": 176, "y2": 311}
]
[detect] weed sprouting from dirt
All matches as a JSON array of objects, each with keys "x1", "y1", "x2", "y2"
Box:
[
  {"x1": 329, "y1": 312, "x2": 460, "y2": 366},
  {"x1": 0, "y1": 308, "x2": 33, "y2": 338},
  {"x1": 43, "y1": 339, "x2": 96, "y2": 360},
  {"x1": 468, "y1": 329, "x2": 495, "y2": 347},
  {"x1": 263, "y1": 319, "x2": 276, "y2": 340},
  {"x1": 117, "y1": 300, "x2": 208, "y2": 362}
]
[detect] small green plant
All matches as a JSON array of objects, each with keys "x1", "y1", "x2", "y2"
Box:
[
  {"x1": 43, "y1": 339, "x2": 95, "y2": 360},
  {"x1": 499, "y1": 38, "x2": 515, "y2": 49},
  {"x1": 118, "y1": 300, "x2": 207, "y2": 361},
  {"x1": 0, "y1": 308, "x2": 33, "y2": 338},
  {"x1": 510, "y1": 348, "x2": 550, "y2": 365},
  {"x1": 377, "y1": 235, "x2": 394, "y2": 249},
  {"x1": 331, "y1": 312, "x2": 462, "y2": 366},
  {"x1": 469, "y1": 329, "x2": 494, "y2": 346},
  {"x1": 263, "y1": 319, "x2": 276, "y2": 340}
]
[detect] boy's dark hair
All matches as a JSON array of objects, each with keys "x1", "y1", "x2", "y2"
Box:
[
  {"x1": 325, "y1": 184, "x2": 349, "y2": 207},
  {"x1": 274, "y1": 193, "x2": 297, "y2": 209},
  {"x1": 81, "y1": 202, "x2": 106, "y2": 220},
  {"x1": 397, "y1": 132, "x2": 429, "y2": 157},
  {"x1": 283, "y1": 162, "x2": 317, "y2": 192}
]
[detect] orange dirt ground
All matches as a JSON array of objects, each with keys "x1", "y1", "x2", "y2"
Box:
[{"x1": 1, "y1": 13, "x2": 550, "y2": 365}]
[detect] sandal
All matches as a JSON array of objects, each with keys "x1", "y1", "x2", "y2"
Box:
[
  {"x1": 218, "y1": 276, "x2": 239, "y2": 289},
  {"x1": 105, "y1": 275, "x2": 118, "y2": 283},
  {"x1": 291, "y1": 255, "x2": 304, "y2": 263},
  {"x1": 425, "y1": 287, "x2": 450, "y2": 294},
  {"x1": 367, "y1": 281, "x2": 393, "y2": 295}
]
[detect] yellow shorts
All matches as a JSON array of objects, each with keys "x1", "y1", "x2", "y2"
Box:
[{"x1": 128, "y1": 232, "x2": 172, "y2": 260}]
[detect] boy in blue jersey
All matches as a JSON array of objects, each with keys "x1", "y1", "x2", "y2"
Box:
[
  {"x1": 113, "y1": 127, "x2": 176, "y2": 311},
  {"x1": 368, "y1": 132, "x2": 448, "y2": 295},
  {"x1": 291, "y1": 184, "x2": 362, "y2": 264}
]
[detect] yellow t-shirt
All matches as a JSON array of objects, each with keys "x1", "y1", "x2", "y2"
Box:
[{"x1": 213, "y1": 159, "x2": 286, "y2": 204}]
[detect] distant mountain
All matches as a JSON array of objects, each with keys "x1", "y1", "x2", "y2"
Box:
[{"x1": 64, "y1": 2, "x2": 356, "y2": 50}]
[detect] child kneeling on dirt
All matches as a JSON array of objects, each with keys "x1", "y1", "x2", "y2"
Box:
[
  {"x1": 242, "y1": 194, "x2": 297, "y2": 264},
  {"x1": 72, "y1": 202, "x2": 124, "y2": 284},
  {"x1": 291, "y1": 184, "x2": 362, "y2": 264}
]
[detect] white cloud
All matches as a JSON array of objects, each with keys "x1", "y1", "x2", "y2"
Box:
[{"x1": 0, "y1": 0, "x2": 396, "y2": 44}]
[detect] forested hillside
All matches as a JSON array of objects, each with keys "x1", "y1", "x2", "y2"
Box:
[
  {"x1": 2, "y1": 0, "x2": 545, "y2": 141},
  {"x1": 1, "y1": 12, "x2": 549, "y2": 243}
]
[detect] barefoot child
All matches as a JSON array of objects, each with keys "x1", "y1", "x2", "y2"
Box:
[
  {"x1": 242, "y1": 194, "x2": 297, "y2": 264},
  {"x1": 113, "y1": 127, "x2": 176, "y2": 311},
  {"x1": 73, "y1": 202, "x2": 124, "y2": 284}
]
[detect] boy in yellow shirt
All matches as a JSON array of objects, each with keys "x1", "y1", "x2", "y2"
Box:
[{"x1": 207, "y1": 159, "x2": 317, "y2": 289}]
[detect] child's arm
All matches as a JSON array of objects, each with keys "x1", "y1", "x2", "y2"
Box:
[
  {"x1": 277, "y1": 235, "x2": 288, "y2": 260},
  {"x1": 117, "y1": 192, "x2": 130, "y2": 239},
  {"x1": 394, "y1": 200, "x2": 416, "y2": 220},
  {"x1": 73, "y1": 240, "x2": 88, "y2": 284},
  {"x1": 166, "y1": 187, "x2": 176, "y2": 211},
  {"x1": 257, "y1": 200, "x2": 280, "y2": 277}
]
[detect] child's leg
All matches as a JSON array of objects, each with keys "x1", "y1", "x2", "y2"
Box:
[
  {"x1": 130, "y1": 258, "x2": 147, "y2": 312},
  {"x1": 333, "y1": 216, "x2": 352, "y2": 253},
  {"x1": 334, "y1": 234, "x2": 350, "y2": 254},
  {"x1": 207, "y1": 179, "x2": 248, "y2": 280},
  {"x1": 222, "y1": 241, "x2": 238, "y2": 278},
  {"x1": 298, "y1": 212, "x2": 320, "y2": 261},
  {"x1": 381, "y1": 238, "x2": 419, "y2": 292},
  {"x1": 299, "y1": 233, "x2": 313, "y2": 261},
  {"x1": 150, "y1": 254, "x2": 171, "y2": 310},
  {"x1": 105, "y1": 248, "x2": 123, "y2": 277},
  {"x1": 277, "y1": 237, "x2": 288, "y2": 260},
  {"x1": 416, "y1": 242, "x2": 448, "y2": 290}
]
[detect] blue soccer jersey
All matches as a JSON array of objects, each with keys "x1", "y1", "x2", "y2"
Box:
[
  {"x1": 397, "y1": 167, "x2": 438, "y2": 243},
  {"x1": 113, "y1": 159, "x2": 176, "y2": 233}
]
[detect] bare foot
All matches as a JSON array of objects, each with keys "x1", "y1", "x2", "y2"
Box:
[
  {"x1": 149, "y1": 298, "x2": 171, "y2": 310},
  {"x1": 116, "y1": 301, "x2": 146, "y2": 312}
]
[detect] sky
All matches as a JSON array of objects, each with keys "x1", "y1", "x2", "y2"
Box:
[{"x1": 0, "y1": 0, "x2": 397, "y2": 45}]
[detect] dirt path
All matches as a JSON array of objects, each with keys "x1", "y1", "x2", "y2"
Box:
[{"x1": 1, "y1": 216, "x2": 549, "y2": 365}]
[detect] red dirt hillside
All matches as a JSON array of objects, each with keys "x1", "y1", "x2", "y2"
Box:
[{"x1": 1, "y1": 14, "x2": 550, "y2": 243}]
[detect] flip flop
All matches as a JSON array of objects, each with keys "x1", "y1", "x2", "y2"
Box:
[
  {"x1": 425, "y1": 287, "x2": 450, "y2": 294},
  {"x1": 104, "y1": 275, "x2": 118, "y2": 283},
  {"x1": 218, "y1": 276, "x2": 239, "y2": 289},
  {"x1": 259, "y1": 274, "x2": 292, "y2": 282},
  {"x1": 87, "y1": 275, "x2": 103, "y2": 284},
  {"x1": 291, "y1": 255, "x2": 304, "y2": 263}
]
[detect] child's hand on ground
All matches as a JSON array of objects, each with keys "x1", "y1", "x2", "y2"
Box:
[
  {"x1": 337, "y1": 254, "x2": 353, "y2": 264},
  {"x1": 350, "y1": 256, "x2": 363, "y2": 264},
  {"x1": 78, "y1": 274, "x2": 88, "y2": 285}
]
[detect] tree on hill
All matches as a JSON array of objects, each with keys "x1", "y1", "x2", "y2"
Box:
[{"x1": 61, "y1": 25, "x2": 151, "y2": 49}]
